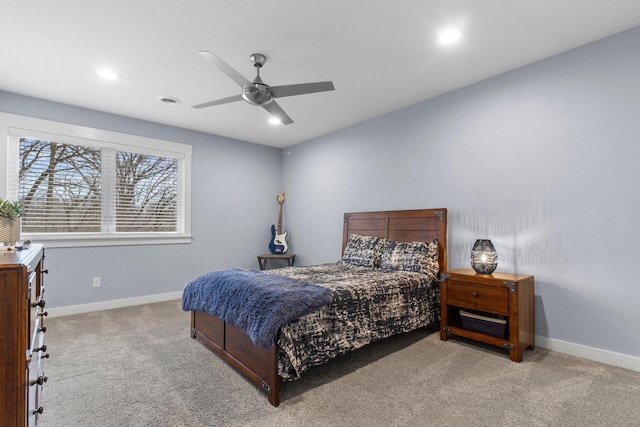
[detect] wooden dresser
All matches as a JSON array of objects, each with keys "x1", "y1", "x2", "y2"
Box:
[{"x1": 0, "y1": 244, "x2": 48, "y2": 427}]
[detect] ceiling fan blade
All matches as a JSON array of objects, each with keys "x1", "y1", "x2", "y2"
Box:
[
  {"x1": 262, "y1": 100, "x2": 294, "y2": 125},
  {"x1": 198, "y1": 51, "x2": 252, "y2": 88},
  {"x1": 270, "y1": 81, "x2": 335, "y2": 98},
  {"x1": 192, "y1": 94, "x2": 243, "y2": 109}
]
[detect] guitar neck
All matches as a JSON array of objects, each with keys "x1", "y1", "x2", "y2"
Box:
[{"x1": 277, "y1": 202, "x2": 283, "y2": 234}]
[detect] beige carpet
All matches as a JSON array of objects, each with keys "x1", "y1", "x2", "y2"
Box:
[{"x1": 38, "y1": 300, "x2": 640, "y2": 427}]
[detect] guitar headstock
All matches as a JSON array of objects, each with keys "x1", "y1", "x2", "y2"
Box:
[{"x1": 277, "y1": 190, "x2": 285, "y2": 204}]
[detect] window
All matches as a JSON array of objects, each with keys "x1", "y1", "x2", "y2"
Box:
[{"x1": 1, "y1": 113, "x2": 192, "y2": 247}]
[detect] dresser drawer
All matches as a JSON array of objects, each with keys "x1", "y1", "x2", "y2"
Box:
[
  {"x1": 28, "y1": 321, "x2": 47, "y2": 425},
  {"x1": 446, "y1": 280, "x2": 509, "y2": 315},
  {"x1": 29, "y1": 274, "x2": 46, "y2": 353}
]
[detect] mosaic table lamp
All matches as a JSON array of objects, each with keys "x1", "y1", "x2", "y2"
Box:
[{"x1": 471, "y1": 239, "x2": 497, "y2": 274}]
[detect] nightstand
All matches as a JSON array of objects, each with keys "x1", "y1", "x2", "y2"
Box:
[
  {"x1": 257, "y1": 253, "x2": 296, "y2": 270},
  {"x1": 440, "y1": 268, "x2": 535, "y2": 362}
]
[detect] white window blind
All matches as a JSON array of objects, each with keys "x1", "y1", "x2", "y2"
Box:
[
  {"x1": 2, "y1": 113, "x2": 192, "y2": 247},
  {"x1": 114, "y1": 151, "x2": 178, "y2": 232},
  {"x1": 19, "y1": 138, "x2": 103, "y2": 232}
]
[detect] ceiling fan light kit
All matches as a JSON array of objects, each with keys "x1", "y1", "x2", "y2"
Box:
[{"x1": 193, "y1": 51, "x2": 335, "y2": 125}]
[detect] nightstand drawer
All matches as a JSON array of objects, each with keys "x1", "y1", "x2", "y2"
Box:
[{"x1": 446, "y1": 280, "x2": 509, "y2": 315}]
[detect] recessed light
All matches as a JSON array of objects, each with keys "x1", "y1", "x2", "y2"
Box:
[
  {"x1": 438, "y1": 29, "x2": 461, "y2": 45},
  {"x1": 97, "y1": 69, "x2": 118, "y2": 80},
  {"x1": 269, "y1": 117, "x2": 282, "y2": 125}
]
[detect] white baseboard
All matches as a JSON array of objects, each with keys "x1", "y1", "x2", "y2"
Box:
[
  {"x1": 46, "y1": 291, "x2": 183, "y2": 318},
  {"x1": 47, "y1": 297, "x2": 638, "y2": 374},
  {"x1": 535, "y1": 335, "x2": 640, "y2": 372}
]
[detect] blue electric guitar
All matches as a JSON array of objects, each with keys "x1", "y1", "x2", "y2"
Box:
[{"x1": 268, "y1": 190, "x2": 288, "y2": 254}]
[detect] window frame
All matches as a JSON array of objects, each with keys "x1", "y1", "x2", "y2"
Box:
[{"x1": 1, "y1": 112, "x2": 192, "y2": 248}]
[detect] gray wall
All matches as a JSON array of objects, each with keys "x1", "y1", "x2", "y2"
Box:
[
  {"x1": 0, "y1": 92, "x2": 283, "y2": 308},
  {"x1": 282, "y1": 27, "x2": 640, "y2": 358}
]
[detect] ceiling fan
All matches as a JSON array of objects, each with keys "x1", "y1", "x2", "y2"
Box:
[{"x1": 192, "y1": 51, "x2": 335, "y2": 125}]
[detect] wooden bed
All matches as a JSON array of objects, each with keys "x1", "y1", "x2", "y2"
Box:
[{"x1": 189, "y1": 208, "x2": 448, "y2": 406}]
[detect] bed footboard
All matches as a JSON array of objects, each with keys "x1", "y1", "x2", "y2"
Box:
[{"x1": 190, "y1": 310, "x2": 281, "y2": 406}]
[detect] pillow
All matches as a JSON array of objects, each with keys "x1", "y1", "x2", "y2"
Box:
[
  {"x1": 341, "y1": 234, "x2": 385, "y2": 268},
  {"x1": 380, "y1": 239, "x2": 439, "y2": 278}
]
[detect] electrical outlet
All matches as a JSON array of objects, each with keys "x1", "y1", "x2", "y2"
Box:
[{"x1": 93, "y1": 277, "x2": 101, "y2": 288}]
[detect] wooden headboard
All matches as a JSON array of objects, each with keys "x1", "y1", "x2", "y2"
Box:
[{"x1": 342, "y1": 208, "x2": 448, "y2": 273}]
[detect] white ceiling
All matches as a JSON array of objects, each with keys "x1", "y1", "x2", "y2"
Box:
[{"x1": 2, "y1": 1, "x2": 640, "y2": 148}]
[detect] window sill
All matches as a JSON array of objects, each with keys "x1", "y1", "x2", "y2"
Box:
[{"x1": 21, "y1": 233, "x2": 193, "y2": 248}]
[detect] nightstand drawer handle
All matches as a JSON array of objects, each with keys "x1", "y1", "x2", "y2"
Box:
[
  {"x1": 32, "y1": 406, "x2": 43, "y2": 415},
  {"x1": 471, "y1": 292, "x2": 479, "y2": 298}
]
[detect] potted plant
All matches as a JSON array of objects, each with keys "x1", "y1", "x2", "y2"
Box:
[{"x1": 0, "y1": 198, "x2": 23, "y2": 248}]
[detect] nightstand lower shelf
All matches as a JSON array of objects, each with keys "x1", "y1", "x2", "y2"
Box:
[{"x1": 441, "y1": 325, "x2": 516, "y2": 351}]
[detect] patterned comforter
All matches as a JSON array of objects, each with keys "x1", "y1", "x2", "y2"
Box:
[{"x1": 265, "y1": 262, "x2": 440, "y2": 380}]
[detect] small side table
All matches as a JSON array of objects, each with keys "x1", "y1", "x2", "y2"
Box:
[
  {"x1": 257, "y1": 253, "x2": 296, "y2": 270},
  {"x1": 440, "y1": 268, "x2": 535, "y2": 362}
]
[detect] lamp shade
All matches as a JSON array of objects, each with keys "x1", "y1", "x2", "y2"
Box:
[{"x1": 471, "y1": 239, "x2": 497, "y2": 274}]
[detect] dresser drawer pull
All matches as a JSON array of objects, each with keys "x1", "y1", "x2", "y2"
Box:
[
  {"x1": 38, "y1": 326, "x2": 47, "y2": 333},
  {"x1": 42, "y1": 353, "x2": 50, "y2": 359},
  {"x1": 471, "y1": 292, "x2": 479, "y2": 298},
  {"x1": 38, "y1": 311, "x2": 48, "y2": 317},
  {"x1": 34, "y1": 345, "x2": 47, "y2": 353},
  {"x1": 32, "y1": 407, "x2": 44, "y2": 415},
  {"x1": 42, "y1": 269, "x2": 49, "y2": 275},
  {"x1": 30, "y1": 375, "x2": 48, "y2": 386},
  {"x1": 31, "y1": 298, "x2": 46, "y2": 308}
]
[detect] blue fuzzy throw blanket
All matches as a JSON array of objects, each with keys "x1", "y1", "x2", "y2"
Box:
[{"x1": 182, "y1": 268, "x2": 332, "y2": 349}]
